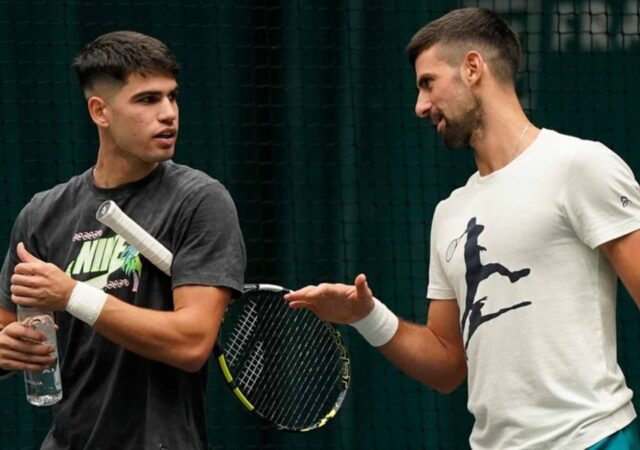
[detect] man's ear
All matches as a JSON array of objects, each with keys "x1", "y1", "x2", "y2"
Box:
[
  {"x1": 87, "y1": 96, "x2": 109, "y2": 128},
  {"x1": 462, "y1": 51, "x2": 484, "y2": 86}
]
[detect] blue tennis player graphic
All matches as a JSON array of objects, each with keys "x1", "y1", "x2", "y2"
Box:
[{"x1": 450, "y1": 217, "x2": 532, "y2": 352}]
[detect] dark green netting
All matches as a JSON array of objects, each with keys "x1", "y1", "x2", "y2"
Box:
[{"x1": 1, "y1": 1, "x2": 638, "y2": 449}]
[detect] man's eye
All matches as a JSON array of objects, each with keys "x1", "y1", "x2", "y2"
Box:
[{"x1": 139, "y1": 96, "x2": 157, "y2": 103}]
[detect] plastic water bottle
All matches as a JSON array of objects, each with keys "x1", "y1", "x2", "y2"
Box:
[{"x1": 17, "y1": 306, "x2": 63, "y2": 406}]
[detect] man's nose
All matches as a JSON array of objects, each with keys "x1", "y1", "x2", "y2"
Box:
[
  {"x1": 158, "y1": 97, "x2": 178, "y2": 123},
  {"x1": 415, "y1": 91, "x2": 431, "y2": 118}
]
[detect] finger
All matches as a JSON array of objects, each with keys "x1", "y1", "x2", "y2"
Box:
[
  {"x1": 287, "y1": 300, "x2": 314, "y2": 310},
  {"x1": 11, "y1": 283, "x2": 40, "y2": 298},
  {"x1": 17, "y1": 242, "x2": 41, "y2": 264},
  {"x1": 11, "y1": 273, "x2": 40, "y2": 288},
  {"x1": 2, "y1": 324, "x2": 49, "y2": 344},
  {"x1": 284, "y1": 285, "x2": 318, "y2": 300},
  {"x1": 1, "y1": 347, "x2": 56, "y2": 363},
  {"x1": 0, "y1": 350, "x2": 56, "y2": 371},
  {"x1": 11, "y1": 294, "x2": 38, "y2": 308},
  {"x1": 1, "y1": 359, "x2": 55, "y2": 372},
  {"x1": 14, "y1": 262, "x2": 41, "y2": 276},
  {"x1": 0, "y1": 334, "x2": 54, "y2": 356}
]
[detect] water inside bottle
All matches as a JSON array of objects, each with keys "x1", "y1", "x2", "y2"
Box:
[{"x1": 23, "y1": 314, "x2": 62, "y2": 406}]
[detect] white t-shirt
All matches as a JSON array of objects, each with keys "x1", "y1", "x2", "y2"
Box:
[{"x1": 427, "y1": 129, "x2": 640, "y2": 449}]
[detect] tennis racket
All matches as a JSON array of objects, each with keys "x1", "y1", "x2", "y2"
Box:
[
  {"x1": 445, "y1": 229, "x2": 467, "y2": 262},
  {"x1": 96, "y1": 200, "x2": 351, "y2": 432}
]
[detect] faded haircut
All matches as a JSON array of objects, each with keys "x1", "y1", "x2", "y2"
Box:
[
  {"x1": 406, "y1": 8, "x2": 520, "y2": 86},
  {"x1": 72, "y1": 30, "x2": 180, "y2": 94}
]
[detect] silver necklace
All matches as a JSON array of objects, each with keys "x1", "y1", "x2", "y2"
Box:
[{"x1": 512, "y1": 123, "x2": 531, "y2": 160}]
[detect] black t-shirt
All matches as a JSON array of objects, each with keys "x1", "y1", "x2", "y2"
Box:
[{"x1": 0, "y1": 161, "x2": 246, "y2": 449}]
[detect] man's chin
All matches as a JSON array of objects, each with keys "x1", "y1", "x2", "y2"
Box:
[
  {"x1": 150, "y1": 148, "x2": 175, "y2": 162},
  {"x1": 443, "y1": 135, "x2": 468, "y2": 149}
]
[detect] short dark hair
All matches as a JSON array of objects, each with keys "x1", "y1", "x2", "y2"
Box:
[
  {"x1": 406, "y1": 8, "x2": 520, "y2": 86},
  {"x1": 72, "y1": 31, "x2": 180, "y2": 93}
]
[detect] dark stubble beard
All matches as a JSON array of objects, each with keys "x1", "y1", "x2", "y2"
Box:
[{"x1": 442, "y1": 95, "x2": 482, "y2": 149}]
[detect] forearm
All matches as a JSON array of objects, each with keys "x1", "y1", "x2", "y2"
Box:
[
  {"x1": 93, "y1": 299, "x2": 209, "y2": 371},
  {"x1": 90, "y1": 286, "x2": 229, "y2": 372},
  {"x1": 378, "y1": 320, "x2": 467, "y2": 393}
]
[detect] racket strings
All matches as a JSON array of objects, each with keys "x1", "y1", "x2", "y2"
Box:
[
  {"x1": 258, "y1": 312, "x2": 332, "y2": 422},
  {"x1": 279, "y1": 336, "x2": 346, "y2": 428},
  {"x1": 225, "y1": 299, "x2": 258, "y2": 368},
  {"x1": 281, "y1": 337, "x2": 346, "y2": 428},
  {"x1": 243, "y1": 293, "x2": 310, "y2": 407},
  {"x1": 263, "y1": 319, "x2": 338, "y2": 419},
  {"x1": 237, "y1": 341, "x2": 264, "y2": 394},
  {"x1": 251, "y1": 297, "x2": 344, "y2": 427},
  {"x1": 223, "y1": 290, "x2": 348, "y2": 430}
]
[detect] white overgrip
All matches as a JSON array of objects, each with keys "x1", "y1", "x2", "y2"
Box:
[{"x1": 96, "y1": 200, "x2": 173, "y2": 276}]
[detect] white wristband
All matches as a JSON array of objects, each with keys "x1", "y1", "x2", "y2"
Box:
[
  {"x1": 349, "y1": 297, "x2": 399, "y2": 347},
  {"x1": 65, "y1": 282, "x2": 108, "y2": 326}
]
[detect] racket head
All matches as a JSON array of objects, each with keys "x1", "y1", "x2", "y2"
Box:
[
  {"x1": 445, "y1": 238, "x2": 458, "y2": 262},
  {"x1": 215, "y1": 284, "x2": 350, "y2": 432}
]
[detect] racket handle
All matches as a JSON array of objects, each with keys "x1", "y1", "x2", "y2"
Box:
[{"x1": 96, "y1": 200, "x2": 173, "y2": 276}]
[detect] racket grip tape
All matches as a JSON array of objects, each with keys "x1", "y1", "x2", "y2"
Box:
[{"x1": 96, "y1": 200, "x2": 173, "y2": 276}]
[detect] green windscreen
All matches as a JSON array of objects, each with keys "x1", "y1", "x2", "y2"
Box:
[{"x1": 1, "y1": 1, "x2": 639, "y2": 449}]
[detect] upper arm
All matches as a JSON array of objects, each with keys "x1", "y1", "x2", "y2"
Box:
[
  {"x1": 171, "y1": 182, "x2": 246, "y2": 294},
  {"x1": 172, "y1": 284, "x2": 232, "y2": 351},
  {"x1": 600, "y1": 229, "x2": 640, "y2": 309}
]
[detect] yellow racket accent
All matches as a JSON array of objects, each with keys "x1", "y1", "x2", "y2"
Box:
[
  {"x1": 217, "y1": 354, "x2": 255, "y2": 411},
  {"x1": 300, "y1": 408, "x2": 337, "y2": 432},
  {"x1": 232, "y1": 388, "x2": 254, "y2": 411},
  {"x1": 217, "y1": 354, "x2": 233, "y2": 383}
]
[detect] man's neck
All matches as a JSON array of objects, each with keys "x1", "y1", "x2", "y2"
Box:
[
  {"x1": 471, "y1": 92, "x2": 538, "y2": 176},
  {"x1": 93, "y1": 150, "x2": 159, "y2": 189}
]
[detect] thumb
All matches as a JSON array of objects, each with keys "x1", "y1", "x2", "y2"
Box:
[
  {"x1": 354, "y1": 273, "x2": 372, "y2": 301},
  {"x1": 17, "y1": 242, "x2": 41, "y2": 263}
]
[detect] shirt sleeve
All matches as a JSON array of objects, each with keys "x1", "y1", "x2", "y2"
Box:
[
  {"x1": 169, "y1": 181, "x2": 246, "y2": 296},
  {"x1": 0, "y1": 202, "x2": 35, "y2": 313},
  {"x1": 426, "y1": 204, "x2": 456, "y2": 300},
  {"x1": 563, "y1": 143, "x2": 640, "y2": 249}
]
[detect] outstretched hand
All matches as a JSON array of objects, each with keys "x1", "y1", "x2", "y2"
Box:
[
  {"x1": 283, "y1": 273, "x2": 375, "y2": 324},
  {"x1": 10, "y1": 242, "x2": 76, "y2": 311}
]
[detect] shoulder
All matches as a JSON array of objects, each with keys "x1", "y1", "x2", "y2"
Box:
[
  {"x1": 26, "y1": 170, "x2": 90, "y2": 212},
  {"x1": 518, "y1": 129, "x2": 628, "y2": 185},
  {"x1": 543, "y1": 130, "x2": 633, "y2": 179},
  {"x1": 159, "y1": 162, "x2": 238, "y2": 219},
  {"x1": 161, "y1": 161, "x2": 233, "y2": 201},
  {"x1": 540, "y1": 128, "x2": 613, "y2": 163},
  {"x1": 162, "y1": 161, "x2": 222, "y2": 190}
]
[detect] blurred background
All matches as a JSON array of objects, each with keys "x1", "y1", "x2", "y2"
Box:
[{"x1": 1, "y1": 0, "x2": 639, "y2": 448}]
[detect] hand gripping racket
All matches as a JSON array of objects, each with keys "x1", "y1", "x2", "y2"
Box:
[{"x1": 96, "y1": 200, "x2": 350, "y2": 432}]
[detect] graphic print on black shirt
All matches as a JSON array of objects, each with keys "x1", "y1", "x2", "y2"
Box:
[
  {"x1": 65, "y1": 230, "x2": 142, "y2": 296},
  {"x1": 451, "y1": 217, "x2": 532, "y2": 352}
]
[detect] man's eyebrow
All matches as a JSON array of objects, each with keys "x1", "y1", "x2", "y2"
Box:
[
  {"x1": 130, "y1": 87, "x2": 179, "y2": 100},
  {"x1": 416, "y1": 73, "x2": 434, "y2": 88}
]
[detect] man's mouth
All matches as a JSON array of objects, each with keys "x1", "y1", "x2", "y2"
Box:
[
  {"x1": 431, "y1": 115, "x2": 445, "y2": 133},
  {"x1": 154, "y1": 129, "x2": 177, "y2": 139},
  {"x1": 153, "y1": 129, "x2": 178, "y2": 147}
]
